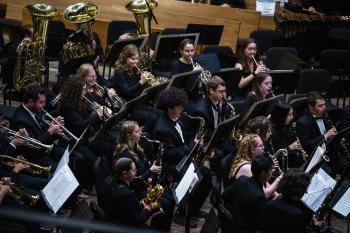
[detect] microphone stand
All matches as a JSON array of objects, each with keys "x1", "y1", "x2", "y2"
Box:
[{"x1": 145, "y1": 0, "x2": 158, "y2": 71}]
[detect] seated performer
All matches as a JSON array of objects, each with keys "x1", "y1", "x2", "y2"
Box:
[
  {"x1": 153, "y1": 87, "x2": 212, "y2": 227},
  {"x1": 222, "y1": 155, "x2": 274, "y2": 233},
  {"x1": 114, "y1": 120, "x2": 174, "y2": 232},
  {"x1": 100, "y1": 158, "x2": 153, "y2": 227},
  {"x1": 234, "y1": 38, "x2": 268, "y2": 99}
]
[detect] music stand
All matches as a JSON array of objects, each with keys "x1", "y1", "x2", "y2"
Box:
[
  {"x1": 186, "y1": 23, "x2": 224, "y2": 46},
  {"x1": 193, "y1": 53, "x2": 221, "y2": 74},
  {"x1": 289, "y1": 96, "x2": 308, "y2": 121},
  {"x1": 213, "y1": 68, "x2": 242, "y2": 99},
  {"x1": 153, "y1": 33, "x2": 199, "y2": 62},
  {"x1": 238, "y1": 94, "x2": 283, "y2": 128},
  {"x1": 141, "y1": 80, "x2": 170, "y2": 107},
  {"x1": 61, "y1": 56, "x2": 94, "y2": 77},
  {"x1": 103, "y1": 36, "x2": 148, "y2": 78},
  {"x1": 326, "y1": 126, "x2": 350, "y2": 150},
  {"x1": 268, "y1": 70, "x2": 299, "y2": 95},
  {"x1": 167, "y1": 70, "x2": 202, "y2": 96}
]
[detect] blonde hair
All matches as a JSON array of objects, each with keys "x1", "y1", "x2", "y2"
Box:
[
  {"x1": 77, "y1": 63, "x2": 102, "y2": 96},
  {"x1": 229, "y1": 133, "x2": 260, "y2": 178},
  {"x1": 114, "y1": 120, "x2": 143, "y2": 162}
]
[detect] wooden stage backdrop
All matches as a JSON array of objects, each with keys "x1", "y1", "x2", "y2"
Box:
[{"x1": 0, "y1": 0, "x2": 276, "y2": 51}]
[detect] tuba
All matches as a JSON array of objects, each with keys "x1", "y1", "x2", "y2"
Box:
[
  {"x1": 63, "y1": 2, "x2": 98, "y2": 63},
  {"x1": 14, "y1": 4, "x2": 58, "y2": 91}
]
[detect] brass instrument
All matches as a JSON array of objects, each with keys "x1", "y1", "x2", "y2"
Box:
[
  {"x1": 134, "y1": 64, "x2": 167, "y2": 87},
  {"x1": 291, "y1": 122, "x2": 308, "y2": 161},
  {"x1": 190, "y1": 57, "x2": 212, "y2": 86},
  {"x1": 183, "y1": 112, "x2": 206, "y2": 139},
  {"x1": 93, "y1": 82, "x2": 125, "y2": 111},
  {"x1": 126, "y1": 0, "x2": 159, "y2": 36},
  {"x1": 0, "y1": 155, "x2": 51, "y2": 176},
  {"x1": 223, "y1": 97, "x2": 242, "y2": 142},
  {"x1": 41, "y1": 109, "x2": 79, "y2": 142},
  {"x1": 269, "y1": 148, "x2": 288, "y2": 176},
  {"x1": 141, "y1": 183, "x2": 164, "y2": 226},
  {"x1": 83, "y1": 96, "x2": 112, "y2": 121},
  {"x1": 14, "y1": 4, "x2": 58, "y2": 91},
  {"x1": 0, "y1": 177, "x2": 40, "y2": 206},
  {"x1": 0, "y1": 126, "x2": 53, "y2": 153},
  {"x1": 63, "y1": 2, "x2": 98, "y2": 63}
]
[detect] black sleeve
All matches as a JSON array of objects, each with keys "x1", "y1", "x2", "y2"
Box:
[
  {"x1": 110, "y1": 70, "x2": 144, "y2": 101},
  {"x1": 171, "y1": 60, "x2": 182, "y2": 75},
  {"x1": 296, "y1": 120, "x2": 324, "y2": 154},
  {"x1": 125, "y1": 194, "x2": 151, "y2": 226},
  {"x1": 63, "y1": 105, "x2": 102, "y2": 133},
  {"x1": 12, "y1": 121, "x2": 54, "y2": 145}
]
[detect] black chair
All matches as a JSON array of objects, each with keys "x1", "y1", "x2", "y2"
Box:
[
  {"x1": 161, "y1": 28, "x2": 187, "y2": 35},
  {"x1": 89, "y1": 201, "x2": 106, "y2": 221},
  {"x1": 202, "y1": 45, "x2": 236, "y2": 69},
  {"x1": 105, "y1": 20, "x2": 137, "y2": 54},
  {"x1": 265, "y1": 47, "x2": 299, "y2": 70},
  {"x1": 327, "y1": 28, "x2": 350, "y2": 49},
  {"x1": 296, "y1": 69, "x2": 330, "y2": 94},
  {"x1": 221, "y1": 153, "x2": 234, "y2": 189},
  {"x1": 320, "y1": 49, "x2": 350, "y2": 78},
  {"x1": 249, "y1": 29, "x2": 281, "y2": 56},
  {"x1": 93, "y1": 156, "x2": 111, "y2": 202},
  {"x1": 326, "y1": 80, "x2": 350, "y2": 108},
  {"x1": 45, "y1": 32, "x2": 65, "y2": 84}
]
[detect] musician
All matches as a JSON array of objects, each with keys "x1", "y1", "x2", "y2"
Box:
[
  {"x1": 296, "y1": 92, "x2": 337, "y2": 155},
  {"x1": 100, "y1": 158, "x2": 153, "y2": 227},
  {"x1": 153, "y1": 87, "x2": 212, "y2": 226},
  {"x1": 58, "y1": 75, "x2": 103, "y2": 193},
  {"x1": 114, "y1": 120, "x2": 174, "y2": 232},
  {"x1": 10, "y1": 85, "x2": 64, "y2": 166},
  {"x1": 243, "y1": 72, "x2": 273, "y2": 112},
  {"x1": 228, "y1": 133, "x2": 281, "y2": 198},
  {"x1": 270, "y1": 102, "x2": 305, "y2": 168},
  {"x1": 222, "y1": 155, "x2": 274, "y2": 233},
  {"x1": 260, "y1": 168, "x2": 320, "y2": 233},
  {"x1": 211, "y1": 0, "x2": 245, "y2": 8},
  {"x1": 234, "y1": 38, "x2": 267, "y2": 99}
]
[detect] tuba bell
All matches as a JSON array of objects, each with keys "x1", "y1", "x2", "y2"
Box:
[
  {"x1": 63, "y1": 2, "x2": 98, "y2": 63},
  {"x1": 14, "y1": 4, "x2": 59, "y2": 91}
]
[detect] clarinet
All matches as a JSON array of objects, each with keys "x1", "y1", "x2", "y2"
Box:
[
  {"x1": 291, "y1": 122, "x2": 308, "y2": 161},
  {"x1": 141, "y1": 135, "x2": 163, "y2": 185},
  {"x1": 323, "y1": 112, "x2": 336, "y2": 129}
]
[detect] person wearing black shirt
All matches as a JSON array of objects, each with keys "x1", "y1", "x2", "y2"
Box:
[
  {"x1": 100, "y1": 158, "x2": 153, "y2": 227},
  {"x1": 222, "y1": 155, "x2": 274, "y2": 233},
  {"x1": 211, "y1": 0, "x2": 245, "y2": 8},
  {"x1": 260, "y1": 168, "x2": 319, "y2": 233}
]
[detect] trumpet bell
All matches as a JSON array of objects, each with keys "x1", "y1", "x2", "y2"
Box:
[{"x1": 63, "y1": 2, "x2": 98, "y2": 24}]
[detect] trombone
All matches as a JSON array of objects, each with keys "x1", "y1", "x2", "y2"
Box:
[
  {"x1": 0, "y1": 155, "x2": 51, "y2": 176},
  {"x1": 0, "y1": 125, "x2": 53, "y2": 153},
  {"x1": 41, "y1": 109, "x2": 79, "y2": 142}
]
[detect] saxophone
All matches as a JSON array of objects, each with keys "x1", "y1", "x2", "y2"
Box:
[
  {"x1": 141, "y1": 184, "x2": 164, "y2": 226},
  {"x1": 223, "y1": 98, "x2": 242, "y2": 142},
  {"x1": 14, "y1": 4, "x2": 58, "y2": 91},
  {"x1": 63, "y1": 3, "x2": 98, "y2": 63}
]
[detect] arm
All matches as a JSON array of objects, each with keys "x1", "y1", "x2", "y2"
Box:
[
  {"x1": 263, "y1": 175, "x2": 282, "y2": 199},
  {"x1": 111, "y1": 70, "x2": 144, "y2": 101},
  {"x1": 296, "y1": 120, "x2": 325, "y2": 154},
  {"x1": 63, "y1": 105, "x2": 102, "y2": 133}
]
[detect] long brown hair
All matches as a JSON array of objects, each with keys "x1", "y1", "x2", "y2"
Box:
[
  {"x1": 114, "y1": 120, "x2": 143, "y2": 162},
  {"x1": 59, "y1": 75, "x2": 85, "y2": 112},
  {"x1": 236, "y1": 37, "x2": 257, "y2": 72},
  {"x1": 249, "y1": 72, "x2": 273, "y2": 101},
  {"x1": 229, "y1": 134, "x2": 260, "y2": 178},
  {"x1": 115, "y1": 44, "x2": 139, "y2": 76}
]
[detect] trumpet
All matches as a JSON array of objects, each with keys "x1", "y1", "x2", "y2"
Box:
[
  {"x1": 0, "y1": 177, "x2": 40, "y2": 206},
  {"x1": 83, "y1": 96, "x2": 112, "y2": 121},
  {"x1": 0, "y1": 155, "x2": 51, "y2": 176},
  {"x1": 93, "y1": 82, "x2": 125, "y2": 111},
  {"x1": 41, "y1": 109, "x2": 79, "y2": 142},
  {"x1": 0, "y1": 126, "x2": 53, "y2": 153},
  {"x1": 251, "y1": 55, "x2": 269, "y2": 72}
]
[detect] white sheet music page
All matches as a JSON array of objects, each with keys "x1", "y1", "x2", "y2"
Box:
[
  {"x1": 42, "y1": 163, "x2": 79, "y2": 213},
  {"x1": 333, "y1": 188, "x2": 350, "y2": 217},
  {"x1": 175, "y1": 163, "x2": 198, "y2": 204},
  {"x1": 54, "y1": 146, "x2": 70, "y2": 176},
  {"x1": 305, "y1": 144, "x2": 326, "y2": 174},
  {"x1": 302, "y1": 168, "x2": 336, "y2": 212}
]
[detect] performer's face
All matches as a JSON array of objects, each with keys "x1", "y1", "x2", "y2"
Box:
[
  {"x1": 127, "y1": 54, "x2": 140, "y2": 68},
  {"x1": 285, "y1": 108, "x2": 294, "y2": 126},
  {"x1": 31, "y1": 94, "x2": 46, "y2": 113},
  {"x1": 123, "y1": 162, "x2": 137, "y2": 182},
  {"x1": 309, "y1": 99, "x2": 326, "y2": 117},
  {"x1": 251, "y1": 136, "x2": 264, "y2": 157},
  {"x1": 180, "y1": 44, "x2": 195, "y2": 61},
  {"x1": 85, "y1": 68, "x2": 97, "y2": 87},
  {"x1": 168, "y1": 105, "x2": 184, "y2": 120},
  {"x1": 258, "y1": 75, "x2": 273, "y2": 97},
  {"x1": 244, "y1": 42, "x2": 257, "y2": 60},
  {"x1": 210, "y1": 84, "x2": 226, "y2": 103},
  {"x1": 129, "y1": 124, "x2": 142, "y2": 144}
]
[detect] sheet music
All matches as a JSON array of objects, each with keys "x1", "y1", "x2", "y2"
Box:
[
  {"x1": 53, "y1": 146, "x2": 70, "y2": 176},
  {"x1": 175, "y1": 163, "x2": 198, "y2": 204},
  {"x1": 333, "y1": 188, "x2": 350, "y2": 217},
  {"x1": 302, "y1": 168, "x2": 336, "y2": 212},
  {"x1": 305, "y1": 144, "x2": 326, "y2": 174},
  {"x1": 42, "y1": 164, "x2": 79, "y2": 213}
]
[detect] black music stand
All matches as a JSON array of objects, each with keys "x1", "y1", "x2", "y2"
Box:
[
  {"x1": 238, "y1": 94, "x2": 283, "y2": 128},
  {"x1": 269, "y1": 70, "x2": 299, "y2": 95},
  {"x1": 289, "y1": 96, "x2": 308, "y2": 121},
  {"x1": 193, "y1": 53, "x2": 221, "y2": 74},
  {"x1": 186, "y1": 23, "x2": 224, "y2": 46},
  {"x1": 213, "y1": 68, "x2": 242, "y2": 99},
  {"x1": 167, "y1": 70, "x2": 202, "y2": 96},
  {"x1": 61, "y1": 56, "x2": 94, "y2": 77},
  {"x1": 153, "y1": 33, "x2": 199, "y2": 62},
  {"x1": 103, "y1": 36, "x2": 148, "y2": 78},
  {"x1": 326, "y1": 126, "x2": 350, "y2": 151},
  {"x1": 141, "y1": 80, "x2": 170, "y2": 107}
]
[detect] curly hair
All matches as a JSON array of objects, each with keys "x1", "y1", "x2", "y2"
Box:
[
  {"x1": 114, "y1": 121, "x2": 143, "y2": 162},
  {"x1": 245, "y1": 115, "x2": 272, "y2": 142},
  {"x1": 278, "y1": 168, "x2": 310, "y2": 199},
  {"x1": 115, "y1": 44, "x2": 139, "y2": 75},
  {"x1": 250, "y1": 72, "x2": 273, "y2": 101},
  {"x1": 157, "y1": 87, "x2": 188, "y2": 111},
  {"x1": 59, "y1": 75, "x2": 86, "y2": 112},
  {"x1": 229, "y1": 133, "x2": 260, "y2": 178}
]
